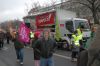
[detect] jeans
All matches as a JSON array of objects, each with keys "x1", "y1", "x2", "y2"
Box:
[
  {"x1": 15, "y1": 48, "x2": 24, "y2": 62},
  {"x1": 40, "y1": 57, "x2": 54, "y2": 66},
  {"x1": 34, "y1": 60, "x2": 40, "y2": 66}
]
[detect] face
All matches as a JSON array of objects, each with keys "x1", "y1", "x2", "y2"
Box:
[{"x1": 44, "y1": 31, "x2": 49, "y2": 39}]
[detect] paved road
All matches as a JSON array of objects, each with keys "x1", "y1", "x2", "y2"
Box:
[{"x1": 0, "y1": 41, "x2": 76, "y2": 66}]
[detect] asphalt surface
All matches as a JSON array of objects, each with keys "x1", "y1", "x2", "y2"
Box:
[{"x1": 0, "y1": 41, "x2": 76, "y2": 66}]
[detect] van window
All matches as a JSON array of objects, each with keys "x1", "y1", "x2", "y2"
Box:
[
  {"x1": 74, "y1": 20, "x2": 90, "y2": 30},
  {"x1": 65, "y1": 21, "x2": 74, "y2": 32}
]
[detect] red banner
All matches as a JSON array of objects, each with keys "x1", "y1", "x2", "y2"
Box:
[
  {"x1": 60, "y1": 24, "x2": 64, "y2": 27},
  {"x1": 18, "y1": 22, "x2": 30, "y2": 43},
  {"x1": 36, "y1": 12, "x2": 55, "y2": 28}
]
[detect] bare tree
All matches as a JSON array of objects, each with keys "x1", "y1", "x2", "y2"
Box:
[
  {"x1": 28, "y1": 1, "x2": 41, "y2": 15},
  {"x1": 68, "y1": 0, "x2": 100, "y2": 24},
  {"x1": 48, "y1": 0, "x2": 57, "y2": 9},
  {"x1": 50, "y1": 0, "x2": 57, "y2": 6}
]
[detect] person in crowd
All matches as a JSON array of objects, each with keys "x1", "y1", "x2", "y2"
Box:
[
  {"x1": 13, "y1": 32, "x2": 24, "y2": 65},
  {"x1": 71, "y1": 30, "x2": 80, "y2": 62},
  {"x1": 6, "y1": 31, "x2": 10, "y2": 44},
  {"x1": 33, "y1": 29, "x2": 57, "y2": 66},
  {"x1": 77, "y1": 25, "x2": 84, "y2": 52},
  {"x1": 0, "y1": 31, "x2": 5, "y2": 50},
  {"x1": 31, "y1": 32, "x2": 41, "y2": 66}
]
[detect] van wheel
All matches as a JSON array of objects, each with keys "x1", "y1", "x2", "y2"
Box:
[{"x1": 62, "y1": 40, "x2": 70, "y2": 51}]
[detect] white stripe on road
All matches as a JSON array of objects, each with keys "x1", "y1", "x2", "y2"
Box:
[
  {"x1": 54, "y1": 53, "x2": 71, "y2": 60},
  {"x1": 2, "y1": 47, "x2": 8, "y2": 50}
]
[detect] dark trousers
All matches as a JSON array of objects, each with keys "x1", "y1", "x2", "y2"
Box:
[
  {"x1": 72, "y1": 51, "x2": 79, "y2": 58},
  {"x1": 80, "y1": 47, "x2": 85, "y2": 52},
  {"x1": 79, "y1": 40, "x2": 84, "y2": 52},
  {"x1": 7, "y1": 38, "x2": 10, "y2": 44},
  {"x1": 0, "y1": 40, "x2": 4, "y2": 49}
]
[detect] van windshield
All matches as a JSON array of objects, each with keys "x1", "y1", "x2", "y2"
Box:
[
  {"x1": 74, "y1": 20, "x2": 90, "y2": 30},
  {"x1": 65, "y1": 21, "x2": 74, "y2": 33}
]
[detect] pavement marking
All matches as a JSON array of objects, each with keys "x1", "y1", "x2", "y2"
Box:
[
  {"x1": 54, "y1": 53, "x2": 77, "y2": 61},
  {"x1": 2, "y1": 47, "x2": 8, "y2": 50},
  {"x1": 54, "y1": 53, "x2": 71, "y2": 60}
]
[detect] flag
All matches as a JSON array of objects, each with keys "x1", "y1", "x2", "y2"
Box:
[
  {"x1": 55, "y1": 16, "x2": 61, "y2": 41},
  {"x1": 18, "y1": 22, "x2": 30, "y2": 43}
]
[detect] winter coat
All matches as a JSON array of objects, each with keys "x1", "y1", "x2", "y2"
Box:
[{"x1": 33, "y1": 37, "x2": 57, "y2": 58}]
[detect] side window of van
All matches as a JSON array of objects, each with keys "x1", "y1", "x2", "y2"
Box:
[{"x1": 65, "y1": 21, "x2": 74, "y2": 33}]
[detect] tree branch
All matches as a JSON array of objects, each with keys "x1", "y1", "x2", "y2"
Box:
[
  {"x1": 87, "y1": 0, "x2": 93, "y2": 4},
  {"x1": 94, "y1": 0, "x2": 99, "y2": 5},
  {"x1": 96, "y1": 4, "x2": 100, "y2": 11},
  {"x1": 73, "y1": 1, "x2": 92, "y2": 10},
  {"x1": 98, "y1": 7, "x2": 100, "y2": 12}
]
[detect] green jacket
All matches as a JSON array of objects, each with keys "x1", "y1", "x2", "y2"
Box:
[{"x1": 14, "y1": 38, "x2": 24, "y2": 49}]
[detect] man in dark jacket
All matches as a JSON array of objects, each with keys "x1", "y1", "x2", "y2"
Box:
[
  {"x1": 0, "y1": 31, "x2": 5, "y2": 50},
  {"x1": 33, "y1": 29, "x2": 57, "y2": 66},
  {"x1": 13, "y1": 32, "x2": 24, "y2": 65}
]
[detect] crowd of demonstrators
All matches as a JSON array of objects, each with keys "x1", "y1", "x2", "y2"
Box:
[
  {"x1": 6, "y1": 29, "x2": 56, "y2": 66},
  {"x1": 0, "y1": 30, "x2": 11, "y2": 50}
]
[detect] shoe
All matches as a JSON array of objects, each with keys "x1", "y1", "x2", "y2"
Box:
[
  {"x1": 20, "y1": 62, "x2": 23, "y2": 65},
  {"x1": 26, "y1": 46, "x2": 30, "y2": 48},
  {"x1": 74, "y1": 58, "x2": 77, "y2": 62},
  {"x1": 71, "y1": 58, "x2": 74, "y2": 62}
]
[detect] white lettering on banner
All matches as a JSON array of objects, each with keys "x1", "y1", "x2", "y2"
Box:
[
  {"x1": 38, "y1": 14, "x2": 51, "y2": 24},
  {"x1": 19, "y1": 27, "x2": 27, "y2": 40}
]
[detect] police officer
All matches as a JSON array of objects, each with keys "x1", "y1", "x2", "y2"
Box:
[
  {"x1": 29, "y1": 31, "x2": 34, "y2": 46},
  {"x1": 71, "y1": 30, "x2": 80, "y2": 61},
  {"x1": 30, "y1": 31, "x2": 34, "y2": 39},
  {"x1": 77, "y1": 25, "x2": 84, "y2": 52}
]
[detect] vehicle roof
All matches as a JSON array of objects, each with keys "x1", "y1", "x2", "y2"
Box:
[
  {"x1": 60, "y1": 18, "x2": 88, "y2": 21},
  {"x1": 29, "y1": 9, "x2": 55, "y2": 16},
  {"x1": 23, "y1": 9, "x2": 56, "y2": 19}
]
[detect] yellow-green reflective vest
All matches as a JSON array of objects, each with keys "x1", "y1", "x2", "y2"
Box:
[
  {"x1": 30, "y1": 32, "x2": 34, "y2": 38},
  {"x1": 77, "y1": 28, "x2": 83, "y2": 40},
  {"x1": 72, "y1": 34, "x2": 80, "y2": 47}
]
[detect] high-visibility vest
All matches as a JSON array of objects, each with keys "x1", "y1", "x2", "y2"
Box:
[
  {"x1": 30, "y1": 31, "x2": 34, "y2": 39},
  {"x1": 72, "y1": 34, "x2": 80, "y2": 47},
  {"x1": 77, "y1": 28, "x2": 83, "y2": 40}
]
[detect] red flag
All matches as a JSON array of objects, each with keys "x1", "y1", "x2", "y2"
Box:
[{"x1": 18, "y1": 22, "x2": 30, "y2": 43}]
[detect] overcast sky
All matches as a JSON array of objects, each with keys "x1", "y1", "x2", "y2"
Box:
[{"x1": 0, "y1": 0, "x2": 61, "y2": 22}]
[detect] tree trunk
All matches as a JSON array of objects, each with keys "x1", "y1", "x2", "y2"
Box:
[{"x1": 92, "y1": 8, "x2": 99, "y2": 24}]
